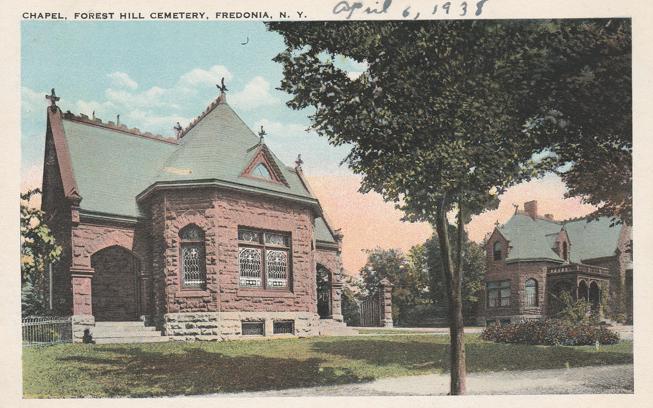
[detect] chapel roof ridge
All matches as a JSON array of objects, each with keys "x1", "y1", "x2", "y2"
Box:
[
  {"x1": 178, "y1": 93, "x2": 226, "y2": 139},
  {"x1": 62, "y1": 110, "x2": 179, "y2": 145}
]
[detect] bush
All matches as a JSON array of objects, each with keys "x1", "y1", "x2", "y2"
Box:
[{"x1": 481, "y1": 319, "x2": 620, "y2": 346}]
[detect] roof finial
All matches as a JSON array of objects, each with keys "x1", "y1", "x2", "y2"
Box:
[
  {"x1": 92, "y1": 110, "x2": 95, "y2": 120},
  {"x1": 116, "y1": 114, "x2": 120, "y2": 126},
  {"x1": 258, "y1": 125, "x2": 266, "y2": 144},
  {"x1": 513, "y1": 203, "x2": 519, "y2": 214},
  {"x1": 174, "y1": 122, "x2": 183, "y2": 139},
  {"x1": 45, "y1": 88, "x2": 60, "y2": 112},
  {"x1": 494, "y1": 220, "x2": 500, "y2": 227},
  {"x1": 295, "y1": 154, "x2": 304, "y2": 170}
]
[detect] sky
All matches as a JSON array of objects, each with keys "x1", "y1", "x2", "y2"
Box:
[{"x1": 21, "y1": 21, "x2": 596, "y2": 274}]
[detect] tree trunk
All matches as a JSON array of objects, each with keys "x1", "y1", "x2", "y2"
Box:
[{"x1": 434, "y1": 200, "x2": 467, "y2": 395}]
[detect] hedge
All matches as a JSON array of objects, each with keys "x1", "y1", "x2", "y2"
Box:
[{"x1": 481, "y1": 319, "x2": 620, "y2": 346}]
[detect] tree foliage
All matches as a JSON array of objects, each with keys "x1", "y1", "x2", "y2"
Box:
[{"x1": 21, "y1": 189, "x2": 61, "y2": 315}]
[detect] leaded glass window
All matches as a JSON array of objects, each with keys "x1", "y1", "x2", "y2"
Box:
[
  {"x1": 238, "y1": 227, "x2": 290, "y2": 289},
  {"x1": 179, "y1": 225, "x2": 206, "y2": 289},
  {"x1": 266, "y1": 250, "x2": 288, "y2": 287},
  {"x1": 239, "y1": 247, "x2": 262, "y2": 287}
]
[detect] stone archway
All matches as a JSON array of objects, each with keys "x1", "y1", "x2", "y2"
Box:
[
  {"x1": 91, "y1": 246, "x2": 141, "y2": 321},
  {"x1": 316, "y1": 264, "x2": 332, "y2": 319}
]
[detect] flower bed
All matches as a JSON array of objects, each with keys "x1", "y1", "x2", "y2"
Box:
[{"x1": 481, "y1": 319, "x2": 619, "y2": 346}]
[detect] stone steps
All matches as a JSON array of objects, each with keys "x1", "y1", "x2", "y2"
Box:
[
  {"x1": 91, "y1": 321, "x2": 168, "y2": 344},
  {"x1": 318, "y1": 319, "x2": 358, "y2": 336}
]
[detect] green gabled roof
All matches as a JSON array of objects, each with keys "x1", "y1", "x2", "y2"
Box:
[
  {"x1": 63, "y1": 119, "x2": 177, "y2": 218},
  {"x1": 564, "y1": 217, "x2": 622, "y2": 262},
  {"x1": 498, "y1": 212, "x2": 624, "y2": 263},
  {"x1": 500, "y1": 214, "x2": 563, "y2": 262},
  {"x1": 154, "y1": 102, "x2": 313, "y2": 200},
  {"x1": 58, "y1": 98, "x2": 317, "y2": 219},
  {"x1": 315, "y1": 216, "x2": 336, "y2": 243}
]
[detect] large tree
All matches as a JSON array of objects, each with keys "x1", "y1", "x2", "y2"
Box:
[
  {"x1": 268, "y1": 19, "x2": 630, "y2": 394},
  {"x1": 268, "y1": 20, "x2": 553, "y2": 394}
]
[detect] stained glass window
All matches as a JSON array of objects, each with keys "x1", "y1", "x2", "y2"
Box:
[
  {"x1": 180, "y1": 225, "x2": 206, "y2": 289},
  {"x1": 238, "y1": 227, "x2": 290, "y2": 289}
]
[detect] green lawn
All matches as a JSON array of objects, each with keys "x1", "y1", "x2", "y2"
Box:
[{"x1": 23, "y1": 334, "x2": 633, "y2": 398}]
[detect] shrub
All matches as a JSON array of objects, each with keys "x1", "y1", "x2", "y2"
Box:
[{"x1": 481, "y1": 319, "x2": 620, "y2": 346}]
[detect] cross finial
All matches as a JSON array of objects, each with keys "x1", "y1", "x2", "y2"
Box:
[
  {"x1": 295, "y1": 154, "x2": 304, "y2": 169},
  {"x1": 494, "y1": 220, "x2": 500, "y2": 227},
  {"x1": 45, "y1": 88, "x2": 60, "y2": 112},
  {"x1": 174, "y1": 122, "x2": 183, "y2": 138},
  {"x1": 513, "y1": 203, "x2": 519, "y2": 214},
  {"x1": 258, "y1": 125, "x2": 266, "y2": 144},
  {"x1": 216, "y1": 77, "x2": 228, "y2": 93}
]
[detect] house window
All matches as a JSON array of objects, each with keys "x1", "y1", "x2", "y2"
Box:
[
  {"x1": 525, "y1": 278, "x2": 538, "y2": 307},
  {"x1": 252, "y1": 163, "x2": 272, "y2": 180},
  {"x1": 493, "y1": 241, "x2": 503, "y2": 261},
  {"x1": 238, "y1": 228, "x2": 290, "y2": 289},
  {"x1": 562, "y1": 241, "x2": 569, "y2": 262},
  {"x1": 487, "y1": 281, "x2": 510, "y2": 308},
  {"x1": 179, "y1": 225, "x2": 206, "y2": 289}
]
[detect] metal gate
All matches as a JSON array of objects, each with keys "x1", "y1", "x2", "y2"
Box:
[{"x1": 358, "y1": 291, "x2": 382, "y2": 327}]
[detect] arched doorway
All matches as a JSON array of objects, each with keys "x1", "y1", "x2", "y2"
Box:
[
  {"x1": 91, "y1": 246, "x2": 141, "y2": 321},
  {"x1": 316, "y1": 264, "x2": 332, "y2": 319},
  {"x1": 589, "y1": 281, "x2": 601, "y2": 311},
  {"x1": 578, "y1": 280, "x2": 589, "y2": 302}
]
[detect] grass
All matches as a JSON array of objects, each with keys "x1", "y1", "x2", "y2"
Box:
[
  {"x1": 23, "y1": 334, "x2": 633, "y2": 398},
  {"x1": 356, "y1": 328, "x2": 438, "y2": 334}
]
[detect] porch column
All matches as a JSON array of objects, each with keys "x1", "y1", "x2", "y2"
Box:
[
  {"x1": 71, "y1": 267, "x2": 94, "y2": 316},
  {"x1": 379, "y1": 278, "x2": 394, "y2": 328},
  {"x1": 71, "y1": 267, "x2": 95, "y2": 343},
  {"x1": 330, "y1": 281, "x2": 344, "y2": 322}
]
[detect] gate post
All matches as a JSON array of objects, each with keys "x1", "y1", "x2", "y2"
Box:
[{"x1": 379, "y1": 278, "x2": 394, "y2": 327}]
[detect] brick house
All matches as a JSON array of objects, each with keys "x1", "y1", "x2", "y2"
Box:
[
  {"x1": 481, "y1": 200, "x2": 632, "y2": 325},
  {"x1": 41, "y1": 88, "x2": 353, "y2": 341}
]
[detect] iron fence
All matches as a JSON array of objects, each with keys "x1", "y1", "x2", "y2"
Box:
[{"x1": 22, "y1": 316, "x2": 72, "y2": 346}]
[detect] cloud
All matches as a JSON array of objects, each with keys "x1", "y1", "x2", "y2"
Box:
[
  {"x1": 22, "y1": 86, "x2": 49, "y2": 119},
  {"x1": 229, "y1": 76, "x2": 279, "y2": 110},
  {"x1": 107, "y1": 72, "x2": 138, "y2": 90},
  {"x1": 178, "y1": 65, "x2": 232, "y2": 89}
]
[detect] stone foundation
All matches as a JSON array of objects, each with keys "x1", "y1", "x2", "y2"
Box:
[
  {"x1": 71, "y1": 314, "x2": 95, "y2": 343},
  {"x1": 163, "y1": 311, "x2": 321, "y2": 341}
]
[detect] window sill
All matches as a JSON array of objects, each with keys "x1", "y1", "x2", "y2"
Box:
[
  {"x1": 176, "y1": 290, "x2": 210, "y2": 298},
  {"x1": 237, "y1": 289, "x2": 295, "y2": 298}
]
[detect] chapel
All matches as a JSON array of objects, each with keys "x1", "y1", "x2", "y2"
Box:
[{"x1": 41, "y1": 85, "x2": 351, "y2": 341}]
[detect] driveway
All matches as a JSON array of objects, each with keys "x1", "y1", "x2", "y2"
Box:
[{"x1": 208, "y1": 364, "x2": 633, "y2": 396}]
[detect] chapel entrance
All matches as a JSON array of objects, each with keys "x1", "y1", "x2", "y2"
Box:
[
  {"x1": 91, "y1": 246, "x2": 141, "y2": 321},
  {"x1": 316, "y1": 264, "x2": 332, "y2": 319}
]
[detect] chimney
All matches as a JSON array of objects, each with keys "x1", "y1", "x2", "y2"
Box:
[{"x1": 524, "y1": 200, "x2": 538, "y2": 219}]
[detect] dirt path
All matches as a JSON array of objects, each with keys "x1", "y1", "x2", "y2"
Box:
[{"x1": 207, "y1": 364, "x2": 633, "y2": 397}]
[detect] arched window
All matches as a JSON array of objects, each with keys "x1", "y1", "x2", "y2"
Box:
[
  {"x1": 179, "y1": 225, "x2": 206, "y2": 289},
  {"x1": 493, "y1": 241, "x2": 502, "y2": 261},
  {"x1": 252, "y1": 163, "x2": 272, "y2": 180},
  {"x1": 525, "y1": 278, "x2": 538, "y2": 307},
  {"x1": 562, "y1": 241, "x2": 569, "y2": 262}
]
